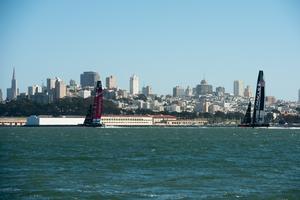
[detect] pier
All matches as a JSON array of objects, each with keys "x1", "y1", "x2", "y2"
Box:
[{"x1": 0, "y1": 118, "x2": 26, "y2": 126}]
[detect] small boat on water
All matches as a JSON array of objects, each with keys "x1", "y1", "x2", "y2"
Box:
[{"x1": 239, "y1": 70, "x2": 269, "y2": 128}]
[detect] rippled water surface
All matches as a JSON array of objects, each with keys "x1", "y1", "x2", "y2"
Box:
[{"x1": 1, "y1": 127, "x2": 300, "y2": 199}]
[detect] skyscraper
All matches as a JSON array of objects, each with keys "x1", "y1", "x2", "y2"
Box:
[
  {"x1": 80, "y1": 71, "x2": 100, "y2": 88},
  {"x1": 68, "y1": 79, "x2": 78, "y2": 91},
  {"x1": 233, "y1": 80, "x2": 244, "y2": 97},
  {"x1": 173, "y1": 86, "x2": 185, "y2": 97},
  {"x1": 298, "y1": 89, "x2": 300, "y2": 103},
  {"x1": 185, "y1": 86, "x2": 193, "y2": 97},
  {"x1": 47, "y1": 78, "x2": 56, "y2": 93},
  {"x1": 130, "y1": 74, "x2": 139, "y2": 95},
  {"x1": 6, "y1": 68, "x2": 19, "y2": 101},
  {"x1": 106, "y1": 75, "x2": 117, "y2": 89},
  {"x1": 244, "y1": 85, "x2": 253, "y2": 98},
  {"x1": 69, "y1": 79, "x2": 77, "y2": 87},
  {"x1": 142, "y1": 85, "x2": 152, "y2": 97},
  {"x1": 196, "y1": 79, "x2": 213, "y2": 96},
  {"x1": 28, "y1": 85, "x2": 42, "y2": 97},
  {"x1": 54, "y1": 78, "x2": 66, "y2": 100}
]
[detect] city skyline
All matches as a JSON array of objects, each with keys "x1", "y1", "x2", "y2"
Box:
[
  {"x1": 1, "y1": 67, "x2": 300, "y2": 102},
  {"x1": 1, "y1": 1, "x2": 300, "y2": 100}
]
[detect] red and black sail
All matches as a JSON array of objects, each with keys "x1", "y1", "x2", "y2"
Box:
[{"x1": 84, "y1": 81, "x2": 103, "y2": 127}]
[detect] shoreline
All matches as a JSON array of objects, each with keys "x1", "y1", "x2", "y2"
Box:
[
  {"x1": 1, "y1": 116, "x2": 299, "y2": 128},
  {"x1": 1, "y1": 125, "x2": 300, "y2": 129}
]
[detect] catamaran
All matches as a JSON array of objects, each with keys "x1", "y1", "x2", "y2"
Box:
[
  {"x1": 239, "y1": 70, "x2": 269, "y2": 127},
  {"x1": 83, "y1": 81, "x2": 104, "y2": 127}
]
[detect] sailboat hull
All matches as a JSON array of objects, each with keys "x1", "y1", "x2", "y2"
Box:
[
  {"x1": 238, "y1": 124, "x2": 269, "y2": 128},
  {"x1": 80, "y1": 124, "x2": 104, "y2": 127}
]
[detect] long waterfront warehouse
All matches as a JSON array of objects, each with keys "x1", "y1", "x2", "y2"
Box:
[{"x1": 25, "y1": 115, "x2": 208, "y2": 127}]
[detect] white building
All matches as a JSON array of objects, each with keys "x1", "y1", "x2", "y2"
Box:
[
  {"x1": 79, "y1": 89, "x2": 91, "y2": 99},
  {"x1": 27, "y1": 115, "x2": 154, "y2": 126},
  {"x1": 55, "y1": 78, "x2": 66, "y2": 99},
  {"x1": 27, "y1": 115, "x2": 85, "y2": 126},
  {"x1": 165, "y1": 104, "x2": 181, "y2": 113},
  {"x1": 28, "y1": 85, "x2": 42, "y2": 96},
  {"x1": 167, "y1": 119, "x2": 208, "y2": 126},
  {"x1": 208, "y1": 104, "x2": 222, "y2": 114},
  {"x1": 106, "y1": 75, "x2": 117, "y2": 89},
  {"x1": 130, "y1": 74, "x2": 139, "y2": 95},
  {"x1": 233, "y1": 80, "x2": 244, "y2": 97},
  {"x1": 47, "y1": 78, "x2": 56, "y2": 92},
  {"x1": 102, "y1": 115, "x2": 153, "y2": 126},
  {"x1": 26, "y1": 115, "x2": 210, "y2": 127}
]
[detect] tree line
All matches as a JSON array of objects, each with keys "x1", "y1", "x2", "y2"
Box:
[
  {"x1": 0, "y1": 97, "x2": 120, "y2": 117},
  {"x1": 0, "y1": 97, "x2": 299, "y2": 124}
]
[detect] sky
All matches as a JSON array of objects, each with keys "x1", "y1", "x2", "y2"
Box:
[{"x1": 0, "y1": 0, "x2": 300, "y2": 100}]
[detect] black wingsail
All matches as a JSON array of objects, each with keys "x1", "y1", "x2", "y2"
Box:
[
  {"x1": 252, "y1": 70, "x2": 265, "y2": 125},
  {"x1": 83, "y1": 105, "x2": 93, "y2": 125},
  {"x1": 242, "y1": 101, "x2": 252, "y2": 125},
  {"x1": 251, "y1": 70, "x2": 269, "y2": 127}
]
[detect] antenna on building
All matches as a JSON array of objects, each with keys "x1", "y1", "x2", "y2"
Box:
[{"x1": 12, "y1": 67, "x2": 16, "y2": 79}]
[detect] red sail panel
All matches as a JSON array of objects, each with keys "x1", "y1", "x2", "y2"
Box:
[{"x1": 92, "y1": 83, "x2": 103, "y2": 120}]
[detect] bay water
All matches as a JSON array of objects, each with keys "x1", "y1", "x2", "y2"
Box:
[{"x1": 1, "y1": 127, "x2": 300, "y2": 199}]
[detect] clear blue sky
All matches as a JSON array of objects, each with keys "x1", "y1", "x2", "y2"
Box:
[{"x1": 0, "y1": 0, "x2": 299, "y2": 100}]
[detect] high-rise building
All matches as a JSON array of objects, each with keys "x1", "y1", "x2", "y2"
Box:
[
  {"x1": 34, "y1": 85, "x2": 42, "y2": 94},
  {"x1": 6, "y1": 68, "x2": 19, "y2": 101},
  {"x1": 69, "y1": 79, "x2": 77, "y2": 86},
  {"x1": 130, "y1": 74, "x2": 139, "y2": 95},
  {"x1": 6, "y1": 88, "x2": 11, "y2": 101},
  {"x1": 106, "y1": 75, "x2": 117, "y2": 89},
  {"x1": 185, "y1": 86, "x2": 193, "y2": 97},
  {"x1": 298, "y1": 89, "x2": 300, "y2": 103},
  {"x1": 244, "y1": 85, "x2": 253, "y2": 98},
  {"x1": 28, "y1": 85, "x2": 42, "y2": 97},
  {"x1": 173, "y1": 86, "x2": 185, "y2": 97},
  {"x1": 142, "y1": 85, "x2": 152, "y2": 96},
  {"x1": 80, "y1": 71, "x2": 100, "y2": 88},
  {"x1": 216, "y1": 87, "x2": 225, "y2": 96},
  {"x1": 68, "y1": 79, "x2": 78, "y2": 92},
  {"x1": 233, "y1": 80, "x2": 244, "y2": 97},
  {"x1": 47, "y1": 78, "x2": 56, "y2": 93},
  {"x1": 196, "y1": 79, "x2": 213, "y2": 96},
  {"x1": 54, "y1": 78, "x2": 66, "y2": 100}
]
